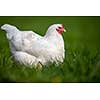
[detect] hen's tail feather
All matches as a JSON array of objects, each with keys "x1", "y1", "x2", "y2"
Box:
[
  {"x1": 1, "y1": 24, "x2": 18, "y2": 30},
  {"x1": 1, "y1": 24, "x2": 19, "y2": 40}
]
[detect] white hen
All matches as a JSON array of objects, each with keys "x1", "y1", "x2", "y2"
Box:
[{"x1": 1, "y1": 24, "x2": 65, "y2": 66}]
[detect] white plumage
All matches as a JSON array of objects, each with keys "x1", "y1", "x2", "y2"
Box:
[{"x1": 1, "y1": 24, "x2": 65, "y2": 67}]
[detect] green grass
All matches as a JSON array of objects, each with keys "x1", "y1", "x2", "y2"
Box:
[{"x1": 0, "y1": 16, "x2": 100, "y2": 82}]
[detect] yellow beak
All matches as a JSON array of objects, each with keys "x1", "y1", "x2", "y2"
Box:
[{"x1": 64, "y1": 29, "x2": 66, "y2": 32}]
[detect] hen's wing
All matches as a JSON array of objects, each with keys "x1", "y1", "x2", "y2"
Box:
[
  {"x1": 20, "y1": 31, "x2": 42, "y2": 50},
  {"x1": 10, "y1": 30, "x2": 42, "y2": 51}
]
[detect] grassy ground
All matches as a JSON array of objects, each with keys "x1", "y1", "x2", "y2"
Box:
[{"x1": 0, "y1": 16, "x2": 100, "y2": 82}]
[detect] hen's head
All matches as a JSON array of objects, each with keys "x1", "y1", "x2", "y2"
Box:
[{"x1": 47, "y1": 24, "x2": 66, "y2": 35}]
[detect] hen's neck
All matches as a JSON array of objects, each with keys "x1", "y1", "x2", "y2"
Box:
[{"x1": 44, "y1": 30, "x2": 64, "y2": 46}]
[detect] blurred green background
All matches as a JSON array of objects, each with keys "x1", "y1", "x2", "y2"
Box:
[
  {"x1": 0, "y1": 16, "x2": 100, "y2": 82},
  {"x1": 0, "y1": 16, "x2": 100, "y2": 48}
]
